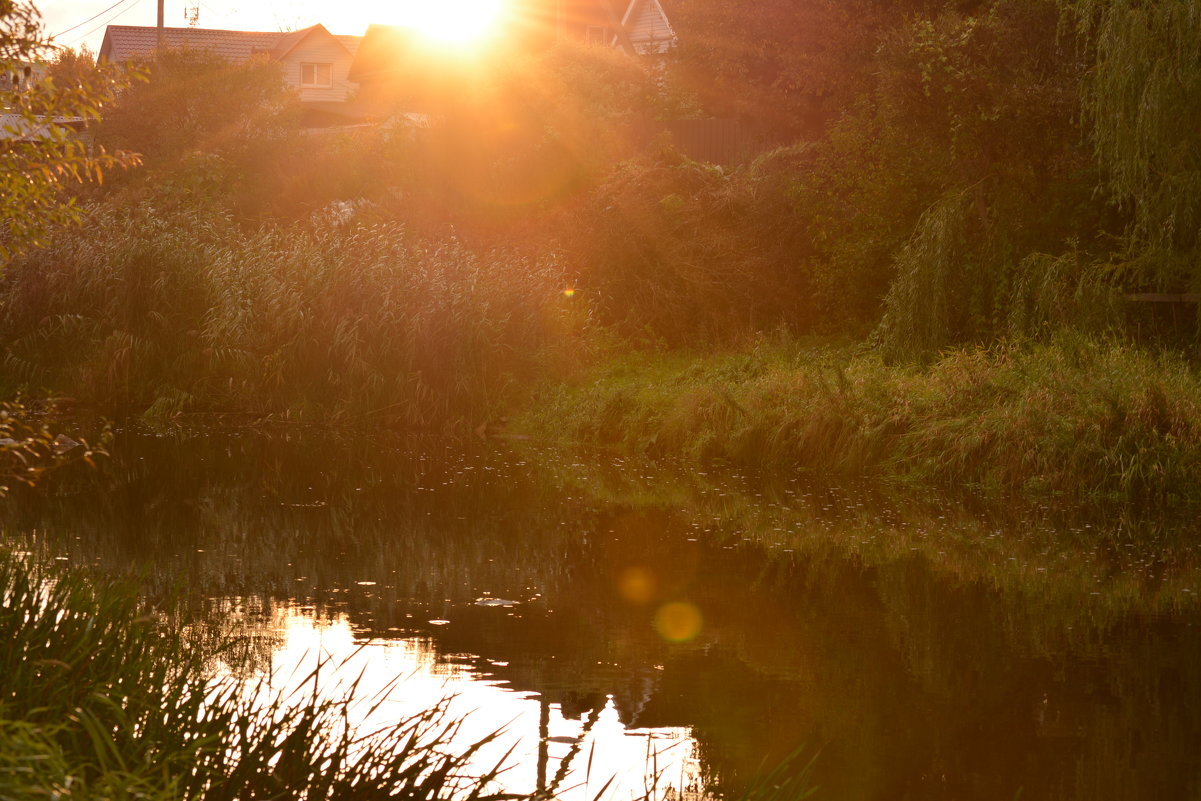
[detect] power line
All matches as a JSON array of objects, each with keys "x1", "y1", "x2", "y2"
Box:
[
  {"x1": 59, "y1": 0, "x2": 146, "y2": 47},
  {"x1": 52, "y1": 0, "x2": 141, "y2": 39}
]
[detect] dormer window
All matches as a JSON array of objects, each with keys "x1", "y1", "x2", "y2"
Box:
[{"x1": 300, "y1": 63, "x2": 332, "y2": 88}]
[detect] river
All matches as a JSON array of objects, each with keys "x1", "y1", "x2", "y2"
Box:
[{"x1": 5, "y1": 429, "x2": 1201, "y2": 800}]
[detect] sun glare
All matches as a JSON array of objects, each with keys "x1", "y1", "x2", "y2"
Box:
[{"x1": 369, "y1": 0, "x2": 506, "y2": 46}]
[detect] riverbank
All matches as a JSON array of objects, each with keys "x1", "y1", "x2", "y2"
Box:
[
  {"x1": 516, "y1": 333, "x2": 1201, "y2": 505},
  {"x1": 2, "y1": 203, "x2": 1199, "y2": 507}
]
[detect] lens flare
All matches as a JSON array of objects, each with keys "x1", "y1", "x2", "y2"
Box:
[
  {"x1": 654, "y1": 602, "x2": 702, "y2": 643},
  {"x1": 362, "y1": 0, "x2": 505, "y2": 46},
  {"x1": 617, "y1": 566, "x2": 656, "y2": 604}
]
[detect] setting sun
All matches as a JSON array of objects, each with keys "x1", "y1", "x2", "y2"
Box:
[{"x1": 366, "y1": 0, "x2": 506, "y2": 45}]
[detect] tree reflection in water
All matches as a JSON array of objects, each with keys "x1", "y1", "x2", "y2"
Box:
[{"x1": 5, "y1": 429, "x2": 1201, "y2": 801}]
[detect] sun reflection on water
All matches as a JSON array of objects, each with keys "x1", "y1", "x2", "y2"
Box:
[{"x1": 234, "y1": 603, "x2": 703, "y2": 799}]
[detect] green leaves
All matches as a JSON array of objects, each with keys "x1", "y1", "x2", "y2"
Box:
[
  {"x1": 1069, "y1": 0, "x2": 1201, "y2": 288},
  {"x1": 0, "y1": 401, "x2": 109, "y2": 496},
  {"x1": 0, "y1": 3, "x2": 140, "y2": 263}
]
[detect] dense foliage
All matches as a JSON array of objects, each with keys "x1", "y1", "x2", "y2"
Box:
[
  {"x1": 1071, "y1": 0, "x2": 1201, "y2": 293},
  {"x1": 0, "y1": 1, "x2": 138, "y2": 261},
  {"x1": 0, "y1": 0, "x2": 1197, "y2": 485},
  {"x1": 0, "y1": 201, "x2": 576, "y2": 425}
]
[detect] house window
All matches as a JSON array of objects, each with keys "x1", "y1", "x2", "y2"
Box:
[
  {"x1": 585, "y1": 25, "x2": 609, "y2": 45},
  {"x1": 300, "y1": 63, "x2": 332, "y2": 88}
]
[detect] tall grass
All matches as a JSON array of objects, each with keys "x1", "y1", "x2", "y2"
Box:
[
  {"x1": 519, "y1": 333, "x2": 1201, "y2": 503},
  {"x1": 0, "y1": 553, "x2": 518, "y2": 800},
  {"x1": 0, "y1": 201, "x2": 582, "y2": 426}
]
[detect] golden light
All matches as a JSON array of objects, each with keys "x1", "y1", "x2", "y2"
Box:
[
  {"x1": 617, "y1": 566, "x2": 656, "y2": 604},
  {"x1": 654, "y1": 602, "x2": 703, "y2": 643},
  {"x1": 366, "y1": 0, "x2": 506, "y2": 46}
]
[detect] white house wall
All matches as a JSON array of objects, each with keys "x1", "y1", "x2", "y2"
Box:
[{"x1": 281, "y1": 37, "x2": 356, "y2": 102}]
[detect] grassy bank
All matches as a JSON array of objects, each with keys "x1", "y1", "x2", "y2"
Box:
[{"x1": 518, "y1": 334, "x2": 1201, "y2": 504}]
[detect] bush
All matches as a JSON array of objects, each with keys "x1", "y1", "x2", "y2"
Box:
[{"x1": 565, "y1": 146, "x2": 816, "y2": 345}]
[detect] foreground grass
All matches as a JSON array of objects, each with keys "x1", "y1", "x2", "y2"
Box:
[
  {"x1": 519, "y1": 334, "x2": 1201, "y2": 504},
  {"x1": 0, "y1": 554, "x2": 515, "y2": 801}
]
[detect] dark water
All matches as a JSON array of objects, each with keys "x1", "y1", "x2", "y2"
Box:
[{"x1": 5, "y1": 430, "x2": 1201, "y2": 800}]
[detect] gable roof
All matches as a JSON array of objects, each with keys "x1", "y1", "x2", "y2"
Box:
[
  {"x1": 348, "y1": 0, "x2": 672, "y2": 80},
  {"x1": 270, "y1": 24, "x2": 357, "y2": 60},
  {"x1": 97, "y1": 24, "x2": 361, "y2": 64},
  {"x1": 618, "y1": 0, "x2": 674, "y2": 52}
]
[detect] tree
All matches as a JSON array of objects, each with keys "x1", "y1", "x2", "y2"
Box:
[
  {"x1": 666, "y1": 0, "x2": 940, "y2": 139},
  {"x1": 1, "y1": 3, "x2": 119, "y2": 488},
  {"x1": 95, "y1": 48, "x2": 298, "y2": 169},
  {"x1": 0, "y1": 1, "x2": 139, "y2": 262},
  {"x1": 1070, "y1": 0, "x2": 1201, "y2": 291}
]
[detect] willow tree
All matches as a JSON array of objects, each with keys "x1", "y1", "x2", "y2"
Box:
[{"x1": 1073, "y1": 0, "x2": 1201, "y2": 290}]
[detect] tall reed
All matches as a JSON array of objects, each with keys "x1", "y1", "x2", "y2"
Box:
[{"x1": 0, "y1": 201, "x2": 579, "y2": 426}]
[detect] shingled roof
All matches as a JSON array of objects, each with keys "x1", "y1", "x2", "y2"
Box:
[{"x1": 97, "y1": 24, "x2": 360, "y2": 64}]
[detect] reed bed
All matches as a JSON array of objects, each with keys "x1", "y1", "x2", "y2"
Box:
[
  {"x1": 520, "y1": 334, "x2": 1201, "y2": 504},
  {"x1": 0, "y1": 201, "x2": 579, "y2": 427}
]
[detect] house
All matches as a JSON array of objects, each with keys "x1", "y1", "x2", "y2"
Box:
[
  {"x1": 2, "y1": 64, "x2": 87, "y2": 143},
  {"x1": 96, "y1": 24, "x2": 363, "y2": 106},
  {"x1": 0, "y1": 114, "x2": 86, "y2": 142},
  {"x1": 1, "y1": 62, "x2": 47, "y2": 94},
  {"x1": 614, "y1": 0, "x2": 674, "y2": 55},
  {"x1": 510, "y1": 0, "x2": 675, "y2": 54}
]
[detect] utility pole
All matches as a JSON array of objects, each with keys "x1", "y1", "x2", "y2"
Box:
[{"x1": 156, "y1": 0, "x2": 165, "y2": 52}]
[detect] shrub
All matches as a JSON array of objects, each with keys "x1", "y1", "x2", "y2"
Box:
[{"x1": 566, "y1": 146, "x2": 816, "y2": 345}]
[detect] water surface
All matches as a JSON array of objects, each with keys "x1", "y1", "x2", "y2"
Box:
[{"x1": 6, "y1": 430, "x2": 1201, "y2": 800}]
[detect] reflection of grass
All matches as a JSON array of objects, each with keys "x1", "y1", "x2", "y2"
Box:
[
  {"x1": 0, "y1": 553, "x2": 516, "y2": 801},
  {"x1": 8, "y1": 429, "x2": 1198, "y2": 799},
  {"x1": 2, "y1": 551, "x2": 818, "y2": 801},
  {"x1": 523, "y1": 439, "x2": 1201, "y2": 638}
]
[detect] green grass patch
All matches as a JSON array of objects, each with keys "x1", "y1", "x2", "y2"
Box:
[{"x1": 518, "y1": 334, "x2": 1201, "y2": 504}]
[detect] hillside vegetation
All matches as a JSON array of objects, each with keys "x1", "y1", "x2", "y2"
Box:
[{"x1": 2, "y1": 0, "x2": 1199, "y2": 501}]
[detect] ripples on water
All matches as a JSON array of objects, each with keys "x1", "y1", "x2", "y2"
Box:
[{"x1": 5, "y1": 429, "x2": 1201, "y2": 800}]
